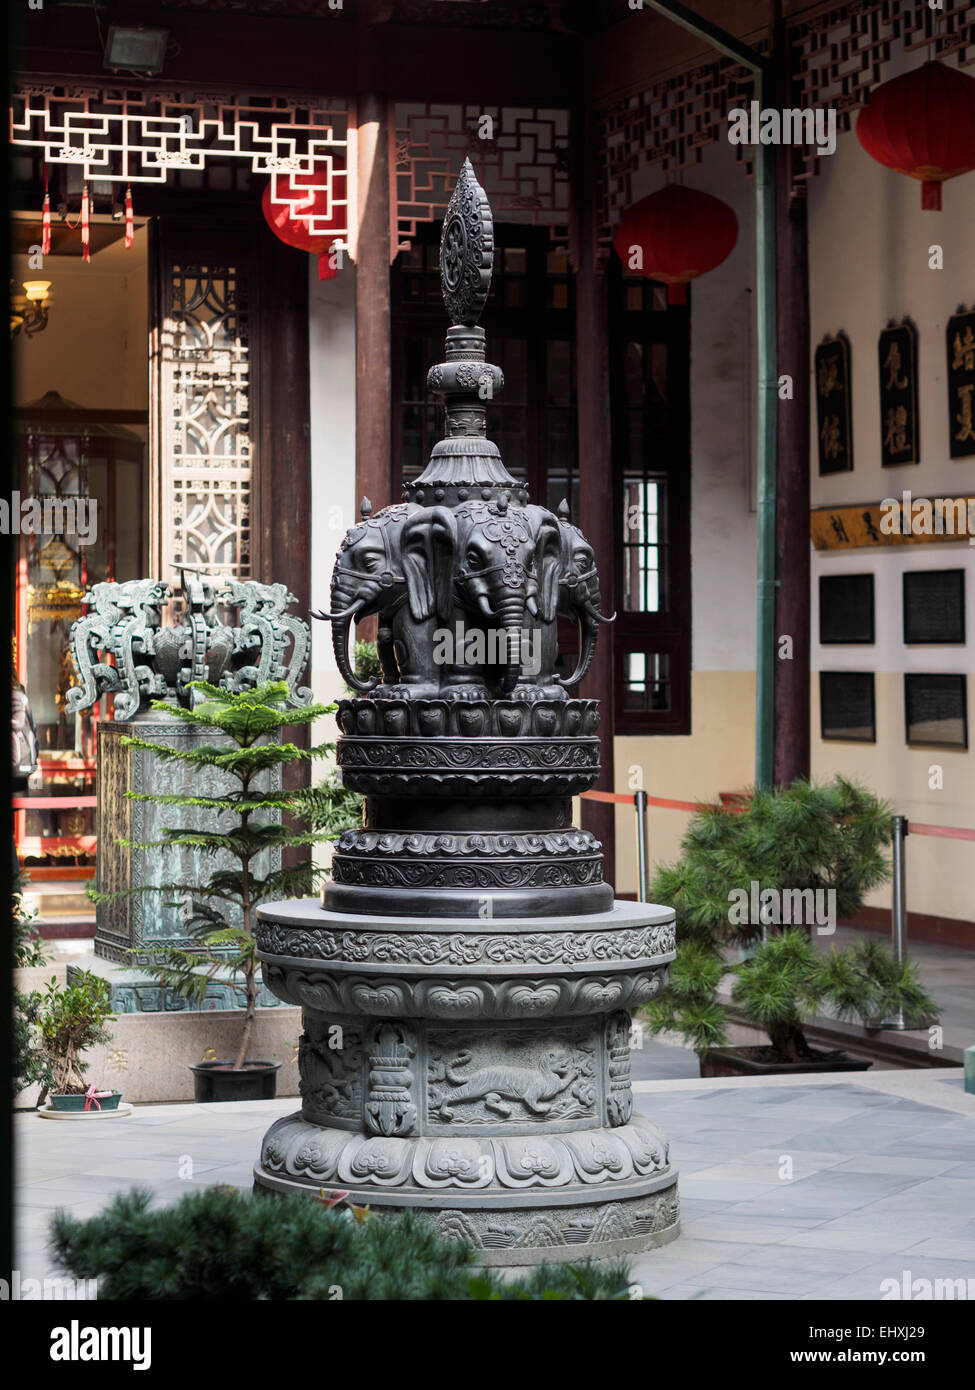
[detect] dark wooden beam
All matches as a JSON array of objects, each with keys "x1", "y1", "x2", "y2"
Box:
[
  {"x1": 354, "y1": 90, "x2": 393, "y2": 518},
  {"x1": 772, "y1": 25, "x2": 811, "y2": 789},
  {"x1": 259, "y1": 223, "x2": 311, "y2": 617},
  {"x1": 258, "y1": 222, "x2": 312, "y2": 864},
  {"x1": 14, "y1": 9, "x2": 581, "y2": 106},
  {"x1": 574, "y1": 108, "x2": 617, "y2": 883}
]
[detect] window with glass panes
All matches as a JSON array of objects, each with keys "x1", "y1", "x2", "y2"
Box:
[{"x1": 610, "y1": 269, "x2": 690, "y2": 734}]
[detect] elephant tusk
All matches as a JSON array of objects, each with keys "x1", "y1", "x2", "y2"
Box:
[
  {"x1": 476, "y1": 592, "x2": 494, "y2": 620},
  {"x1": 526, "y1": 595, "x2": 539, "y2": 618},
  {"x1": 311, "y1": 600, "x2": 362, "y2": 623}
]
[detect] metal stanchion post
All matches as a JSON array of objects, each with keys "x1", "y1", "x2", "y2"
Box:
[
  {"x1": 882, "y1": 814, "x2": 909, "y2": 1030},
  {"x1": 634, "y1": 789, "x2": 649, "y2": 903}
]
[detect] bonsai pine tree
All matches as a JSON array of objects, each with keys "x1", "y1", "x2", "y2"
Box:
[
  {"x1": 642, "y1": 777, "x2": 935, "y2": 1061},
  {"x1": 101, "y1": 680, "x2": 345, "y2": 1072},
  {"x1": 730, "y1": 930, "x2": 937, "y2": 1064}
]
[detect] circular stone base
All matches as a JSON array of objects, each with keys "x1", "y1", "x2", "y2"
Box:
[
  {"x1": 253, "y1": 1107, "x2": 679, "y2": 1265},
  {"x1": 254, "y1": 1164, "x2": 679, "y2": 1265}
]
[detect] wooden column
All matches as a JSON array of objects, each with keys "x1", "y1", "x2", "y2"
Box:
[
  {"x1": 354, "y1": 90, "x2": 393, "y2": 516},
  {"x1": 772, "y1": 30, "x2": 811, "y2": 789},
  {"x1": 259, "y1": 221, "x2": 312, "y2": 865},
  {"x1": 260, "y1": 223, "x2": 311, "y2": 616},
  {"x1": 575, "y1": 111, "x2": 617, "y2": 880}
]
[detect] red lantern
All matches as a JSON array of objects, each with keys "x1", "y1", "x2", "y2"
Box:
[
  {"x1": 856, "y1": 61, "x2": 975, "y2": 210},
  {"x1": 261, "y1": 159, "x2": 346, "y2": 279},
  {"x1": 612, "y1": 185, "x2": 738, "y2": 304}
]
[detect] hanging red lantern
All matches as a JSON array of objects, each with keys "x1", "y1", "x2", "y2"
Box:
[
  {"x1": 612, "y1": 185, "x2": 738, "y2": 305},
  {"x1": 856, "y1": 60, "x2": 975, "y2": 210},
  {"x1": 261, "y1": 159, "x2": 346, "y2": 280}
]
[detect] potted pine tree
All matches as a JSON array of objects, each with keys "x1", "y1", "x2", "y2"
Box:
[
  {"x1": 28, "y1": 972, "x2": 122, "y2": 1113},
  {"x1": 643, "y1": 778, "x2": 939, "y2": 1075},
  {"x1": 101, "y1": 680, "x2": 343, "y2": 1102}
]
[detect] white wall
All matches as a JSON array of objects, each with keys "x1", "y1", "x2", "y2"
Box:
[
  {"x1": 806, "y1": 106, "x2": 975, "y2": 927},
  {"x1": 308, "y1": 258, "x2": 357, "y2": 707},
  {"x1": 12, "y1": 227, "x2": 149, "y2": 410}
]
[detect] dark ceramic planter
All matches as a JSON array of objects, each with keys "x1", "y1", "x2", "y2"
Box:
[
  {"x1": 189, "y1": 1060, "x2": 280, "y2": 1103},
  {"x1": 50, "y1": 1091, "x2": 123, "y2": 1112},
  {"x1": 698, "y1": 1046, "x2": 872, "y2": 1079}
]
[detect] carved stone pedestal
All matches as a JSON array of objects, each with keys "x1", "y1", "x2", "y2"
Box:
[{"x1": 254, "y1": 899, "x2": 680, "y2": 1264}]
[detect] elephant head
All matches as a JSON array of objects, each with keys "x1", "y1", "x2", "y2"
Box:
[
  {"x1": 403, "y1": 495, "x2": 559, "y2": 694},
  {"x1": 555, "y1": 511, "x2": 615, "y2": 690},
  {"x1": 313, "y1": 500, "x2": 413, "y2": 692}
]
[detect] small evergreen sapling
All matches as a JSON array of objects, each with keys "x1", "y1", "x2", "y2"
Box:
[{"x1": 96, "y1": 680, "x2": 345, "y2": 1071}]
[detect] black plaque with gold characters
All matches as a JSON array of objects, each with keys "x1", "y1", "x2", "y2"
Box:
[
  {"x1": 815, "y1": 334, "x2": 853, "y2": 475},
  {"x1": 879, "y1": 320, "x2": 919, "y2": 467},
  {"x1": 947, "y1": 307, "x2": 975, "y2": 460}
]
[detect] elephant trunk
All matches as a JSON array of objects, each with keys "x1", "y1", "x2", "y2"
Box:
[
  {"x1": 492, "y1": 593, "x2": 526, "y2": 693},
  {"x1": 330, "y1": 605, "x2": 378, "y2": 693},
  {"x1": 557, "y1": 609, "x2": 599, "y2": 690}
]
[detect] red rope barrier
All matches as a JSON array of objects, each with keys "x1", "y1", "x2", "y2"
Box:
[
  {"x1": 579, "y1": 790, "x2": 709, "y2": 813},
  {"x1": 907, "y1": 821, "x2": 975, "y2": 842}
]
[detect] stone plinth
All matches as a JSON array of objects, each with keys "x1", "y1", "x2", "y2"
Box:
[{"x1": 254, "y1": 898, "x2": 679, "y2": 1264}]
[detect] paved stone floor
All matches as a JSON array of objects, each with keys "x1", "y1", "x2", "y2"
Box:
[{"x1": 14, "y1": 1060, "x2": 974, "y2": 1300}]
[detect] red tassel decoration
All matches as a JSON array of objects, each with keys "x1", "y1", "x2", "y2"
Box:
[
  {"x1": 81, "y1": 183, "x2": 90, "y2": 263},
  {"x1": 124, "y1": 185, "x2": 134, "y2": 249},
  {"x1": 41, "y1": 165, "x2": 51, "y2": 256}
]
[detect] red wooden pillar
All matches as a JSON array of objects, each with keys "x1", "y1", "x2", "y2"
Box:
[
  {"x1": 772, "y1": 28, "x2": 811, "y2": 789},
  {"x1": 575, "y1": 110, "x2": 617, "y2": 882},
  {"x1": 354, "y1": 90, "x2": 393, "y2": 517}
]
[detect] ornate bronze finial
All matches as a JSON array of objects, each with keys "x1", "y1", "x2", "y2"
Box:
[
  {"x1": 558, "y1": 498, "x2": 570, "y2": 520},
  {"x1": 439, "y1": 157, "x2": 494, "y2": 329},
  {"x1": 360, "y1": 497, "x2": 373, "y2": 519},
  {"x1": 408, "y1": 160, "x2": 514, "y2": 500}
]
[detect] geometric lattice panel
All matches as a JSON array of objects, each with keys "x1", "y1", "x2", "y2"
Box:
[
  {"x1": 11, "y1": 83, "x2": 350, "y2": 241},
  {"x1": 394, "y1": 102, "x2": 571, "y2": 249},
  {"x1": 161, "y1": 262, "x2": 252, "y2": 582},
  {"x1": 790, "y1": 1, "x2": 975, "y2": 178},
  {"x1": 595, "y1": 0, "x2": 975, "y2": 251},
  {"x1": 596, "y1": 50, "x2": 765, "y2": 251}
]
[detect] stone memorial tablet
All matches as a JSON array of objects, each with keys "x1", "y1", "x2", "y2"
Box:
[
  {"x1": 905, "y1": 674, "x2": 968, "y2": 748},
  {"x1": 819, "y1": 573, "x2": 875, "y2": 644},
  {"x1": 903, "y1": 569, "x2": 965, "y2": 644},
  {"x1": 820, "y1": 671, "x2": 875, "y2": 742}
]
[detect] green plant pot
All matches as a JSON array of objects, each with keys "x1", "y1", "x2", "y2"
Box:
[
  {"x1": 189, "y1": 1060, "x2": 280, "y2": 1103},
  {"x1": 698, "y1": 1046, "x2": 872, "y2": 1078},
  {"x1": 50, "y1": 1091, "x2": 123, "y2": 1112}
]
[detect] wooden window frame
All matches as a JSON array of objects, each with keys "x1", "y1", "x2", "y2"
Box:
[{"x1": 609, "y1": 266, "x2": 691, "y2": 735}]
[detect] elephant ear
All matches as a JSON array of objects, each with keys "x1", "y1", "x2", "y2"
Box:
[
  {"x1": 403, "y1": 507, "x2": 457, "y2": 623},
  {"x1": 535, "y1": 520, "x2": 562, "y2": 624}
]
